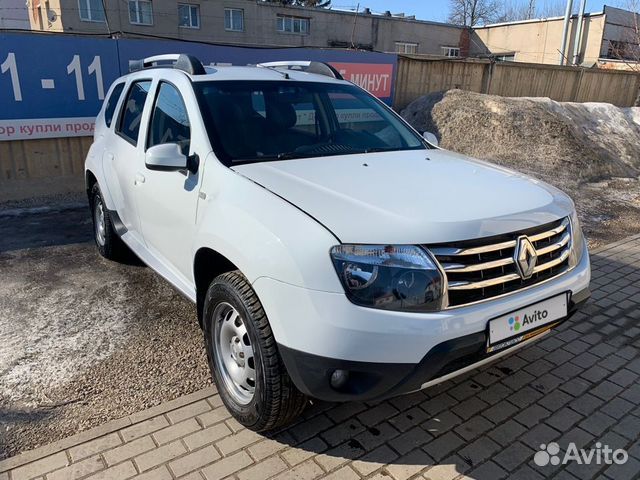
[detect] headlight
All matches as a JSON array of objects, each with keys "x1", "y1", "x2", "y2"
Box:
[
  {"x1": 569, "y1": 210, "x2": 585, "y2": 267},
  {"x1": 330, "y1": 244, "x2": 445, "y2": 312}
]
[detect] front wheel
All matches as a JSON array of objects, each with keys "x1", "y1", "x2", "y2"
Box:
[{"x1": 203, "y1": 271, "x2": 307, "y2": 431}]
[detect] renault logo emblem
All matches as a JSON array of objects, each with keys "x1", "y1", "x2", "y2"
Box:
[{"x1": 514, "y1": 236, "x2": 537, "y2": 279}]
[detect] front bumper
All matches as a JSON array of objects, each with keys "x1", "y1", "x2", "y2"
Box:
[
  {"x1": 278, "y1": 287, "x2": 589, "y2": 402},
  {"x1": 252, "y1": 241, "x2": 591, "y2": 402}
]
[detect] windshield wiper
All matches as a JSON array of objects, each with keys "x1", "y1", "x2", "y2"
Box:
[
  {"x1": 275, "y1": 151, "x2": 308, "y2": 160},
  {"x1": 233, "y1": 152, "x2": 309, "y2": 163},
  {"x1": 361, "y1": 147, "x2": 392, "y2": 153}
]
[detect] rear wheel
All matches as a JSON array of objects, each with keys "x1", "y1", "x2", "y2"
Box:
[
  {"x1": 203, "y1": 271, "x2": 307, "y2": 431},
  {"x1": 90, "y1": 184, "x2": 125, "y2": 260}
]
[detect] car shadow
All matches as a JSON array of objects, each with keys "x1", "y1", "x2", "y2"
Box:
[
  {"x1": 0, "y1": 207, "x2": 93, "y2": 253},
  {"x1": 0, "y1": 207, "x2": 145, "y2": 267}
]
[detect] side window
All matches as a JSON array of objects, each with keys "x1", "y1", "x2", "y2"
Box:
[
  {"x1": 147, "y1": 82, "x2": 191, "y2": 155},
  {"x1": 117, "y1": 80, "x2": 152, "y2": 145},
  {"x1": 104, "y1": 82, "x2": 124, "y2": 128}
]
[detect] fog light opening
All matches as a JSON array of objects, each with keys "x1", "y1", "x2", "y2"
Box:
[{"x1": 330, "y1": 369, "x2": 350, "y2": 390}]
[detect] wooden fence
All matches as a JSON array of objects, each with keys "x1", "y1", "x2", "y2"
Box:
[
  {"x1": 2, "y1": 57, "x2": 640, "y2": 202},
  {"x1": 0, "y1": 137, "x2": 90, "y2": 202},
  {"x1": 393, "y1": 55, "x2": 640, "y2": 110}
]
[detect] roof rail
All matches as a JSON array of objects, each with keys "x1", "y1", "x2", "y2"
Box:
[
  {"x1": 257, "y1": 61, "x2": 344, "y2": 80},
  {"x1": 128, "y1": 54, "x2": 206, "y2": 75}
]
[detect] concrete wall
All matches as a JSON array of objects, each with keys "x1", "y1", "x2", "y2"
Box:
[
  {"x1": 0, "y1": 0, "x2": 30, "y2": 29},
  {"x1": 24, "y1": 0, "x2": 471, "y2": 55},
  {"x1": 474, "y1": 13, "x2": 607, "y2": 65}
]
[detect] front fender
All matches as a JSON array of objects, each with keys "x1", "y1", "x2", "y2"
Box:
[{"x1": 192, "y1": 160, "x2": 343, "y2": 293}]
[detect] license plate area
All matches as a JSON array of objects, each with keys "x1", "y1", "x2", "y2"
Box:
[{"x1": 487, "y1": 293, "x2": 569, "y2": 353}]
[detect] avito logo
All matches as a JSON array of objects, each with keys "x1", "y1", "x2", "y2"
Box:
[
  {"x1": 509, "y1": 309, "x2": 548, "y2": 332},
  {"x1": 534, "y1": 442, "x2": 628, "y2": 466}
]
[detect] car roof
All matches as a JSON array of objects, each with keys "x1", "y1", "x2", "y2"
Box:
[
  {"x1": 119, "y1": 55, "x2": 350, "y2": 86},
  {"x1": 193, "y1": 65, "x2": 348, "y2": 84}
]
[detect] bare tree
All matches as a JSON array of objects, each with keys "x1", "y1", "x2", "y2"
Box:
[
  {"x1": 526, "y1": 0, "x2": 536, "y2": 18},
  {"x1": 538, "y1": 0, "x2": 566, "y2": 17},
  {"x1": 498, "y1": 0, "x2": 536, "y2": 21},
  {"x1": 448, "y1": 0, "x2": 503, "y2": 26},
  {"x1": 498, "y1": 0, "x2": 573, "y2": 22}
]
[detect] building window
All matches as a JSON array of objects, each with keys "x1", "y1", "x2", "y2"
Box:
[
  {"x1": 395, "y1": 42, "x2": 418, "y2": 54},
  {"x1": 276, "y1": 15, "x2": 309, "y2": 34},
  {"x1": 225, "y1": 8, "x2": 243, "y2": 31},
  {"x1": 78, "y1": 0, "x2": 105, "y2": 22},
  {"x1": 128, "y1": 0, "x2": 153, "y2": 25},
  {"x1": 442, "y1": 46, "x2": 460, "y2": 57},
  {"x1": 495, "y1": 53, "x2": 515, "y2": 62},
  {"x1": 178, "y1": 4, "x2": 199, "y2": 28}
]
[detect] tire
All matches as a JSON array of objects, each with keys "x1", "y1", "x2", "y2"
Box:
[
  {"x1": 90, "y1": 183, "x2": 126, "y2": 260},
  {"x1": 203, "y1": 271, "x2": 307, "y2": 431}
]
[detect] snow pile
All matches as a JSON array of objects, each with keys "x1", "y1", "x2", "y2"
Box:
[
  {"x1": 400, "y1": 90, "x2": 640, "y2": 248},
  {"x1": 401, "y1": 90, "x2": 640, "y2": 182}
]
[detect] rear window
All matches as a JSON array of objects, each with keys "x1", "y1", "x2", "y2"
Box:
[
  {"x1": 117, "y1": 80, "x2": 152, "y2": 145},
  {"x1": 104, "y1": 83, "x2": 125, "y2": 128}
]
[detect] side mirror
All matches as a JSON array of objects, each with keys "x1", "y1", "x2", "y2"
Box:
[
  {"x1": 423, "y1": 132, "x2": 439, "y2": 147},
  {"x1": 145, "y1": 143, "x2": 187, "y2": 171}
]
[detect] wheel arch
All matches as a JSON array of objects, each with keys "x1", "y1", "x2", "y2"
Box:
[
  {"x1": 86, "y1": 169, "x2": 98, "y2": 205},
  {"x1": 194, "y1": 247, "x2": 239, "y2": 327}
]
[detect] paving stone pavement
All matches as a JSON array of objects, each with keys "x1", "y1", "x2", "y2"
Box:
[{"x1": 2, "y1": 234, "x2": 640, "y2": 480}]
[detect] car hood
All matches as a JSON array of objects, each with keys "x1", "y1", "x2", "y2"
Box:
[{"x1": 232, "y1": 149, "x2": 574, "y2": 244}]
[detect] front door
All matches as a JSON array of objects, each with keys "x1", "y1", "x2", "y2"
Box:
[{"x1": 135, "y1": 78, "x2": 202, "y2": 283}]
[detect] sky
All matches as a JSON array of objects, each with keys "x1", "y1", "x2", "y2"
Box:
[{"x1": 331, "y1": 1, "x2": 618, "y2": 24}]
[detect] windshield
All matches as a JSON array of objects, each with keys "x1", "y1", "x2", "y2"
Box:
[{"x1": 194, "y1": 81, "x2": 428, "y2": 164}]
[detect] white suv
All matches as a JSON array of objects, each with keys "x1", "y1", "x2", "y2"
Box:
[{"x1": 85, "y1": 54, "x2": 591, "y2": 430}]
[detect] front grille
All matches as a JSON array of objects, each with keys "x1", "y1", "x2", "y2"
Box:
[{"x1": 428, "y1": 218, "x2": 572, "y2": 308}]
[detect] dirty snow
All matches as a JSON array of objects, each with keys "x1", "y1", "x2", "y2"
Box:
[
  {"x1": 0, "y1": 249, "x2": 132, "y2": 406},
  {"x1": 0, "y1": 224, "x2": 209, "y2": 458}
]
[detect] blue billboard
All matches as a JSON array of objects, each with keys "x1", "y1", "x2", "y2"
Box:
[{"x1": 0, "y1": 33, "x2": 397, "y2": 140}]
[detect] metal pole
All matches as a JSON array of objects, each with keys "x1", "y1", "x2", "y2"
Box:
[
  {"x1": 350, "y1": 3, "x2": 360, "y2": 49},
  {"x1": 559, "y1": 0, "x2": 574, "y2": 65},
  {"x1": 572, "y1": 0, "x2": 587, "y2": 65},
  {"x1": 101, "y1": 0, "x2": 111, "y2": 36}
]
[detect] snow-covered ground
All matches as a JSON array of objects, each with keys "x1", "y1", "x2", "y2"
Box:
[{"x1": 0, "y1": 244, "x2": 132, "y2": 406}]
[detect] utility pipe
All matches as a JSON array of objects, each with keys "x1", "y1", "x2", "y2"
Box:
[
  {"x1": 559, "y1": 0, "x2": 574, "y2": 65},
  {"x1": 572, "y1": 0, "x2": 587, "y2": 65}
]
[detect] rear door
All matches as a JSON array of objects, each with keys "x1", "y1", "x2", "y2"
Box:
[
  {"x1": 109, "y1": 78, "x2": 153, "y2": 241},
  {"x1": 100, "y1": 82, "x2": 126, "y2": 209}
]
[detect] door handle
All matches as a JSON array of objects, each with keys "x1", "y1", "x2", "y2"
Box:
[{"x1": 134, "y1": 173, "x2": 146, "y2": 185}]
